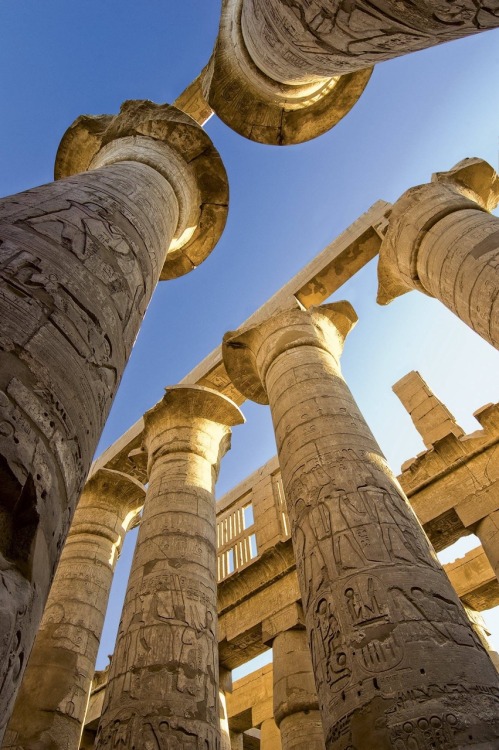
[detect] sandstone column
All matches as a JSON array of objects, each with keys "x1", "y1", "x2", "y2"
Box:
[
  {"x1": 2, "y1": 469, "x2": 144, "y2": 749},
  {"x1": 273, "y1": 629, "x2": 325, "y2": 750},
  {"x1": 220, "y1": 666, "x2": 233, "y2": 750},
  {"x1": 95, "y1": 385, "x2": 244, "y2": 748},
  {"x1": 0, "y1": 100, "x2": 228, "y2": 738},
  {"x1": 260, "y1": 718, "x2": 282, "y2": 750},
  {"x1": 263, "y1": 602, "x2": 325, "y2": 750},
  {"x1": 378, "y1": 158, "x2": 499, "y2": 349},
  {"x1": 240, "y1": 0, "x2": 499, "y2": 81},
  {"x1": 475, "y1": 510, "x2": 499, "y2": 583},
  {"x1": 223, "y1": 302, "x2": 499, "y2": 748},
  {"x1": 203, "y1": 0, "x2": 372, "y2": 144}
]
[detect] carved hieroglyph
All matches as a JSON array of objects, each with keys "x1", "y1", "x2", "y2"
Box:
[
  {"x1": 378, "y1": 158, "x2": 499, "y2": 349},
  {"x1": 203, "y1": 0, "x2": 372, "y2": 144},
  {"x1": 273, "y1": 627, "x2": 325, "y2": 750},
  {"x1": 223, "y1": 303, "x2": 499, "y2": 749},
  {"x1": 2, "y1": 469, "x2": 144, "y2": 750},
  {"x1": 0, "y1": 100, "x2": 228, "y2": 741},
  {"x1": 95, "y1": 386, "x2": 244, "y2": 750},
  {"x1": 240, "y1": 0, "x2": 499, "y2": 81}
]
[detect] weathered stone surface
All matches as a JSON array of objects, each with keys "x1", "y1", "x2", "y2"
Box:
[
  {"x1": 273, "y1": 627, "x2": 325, "y2": 750},
  {"x1": 3, "y1": 469, "x2": 144, "y2": 750},
  {"x1": 203, "y1": 0, "x2": 372, "y2": 144},
  {"x1": 378, "y1": 158, "x2": 499, "y2": 349},
  {"x1": 95, "y1": 386, "x2": 244, "y2": 749},
  {"x1": 240, "y1": 0, "x2": 499, "y2": 81},
  {"x1": 223, "y1": 302, "x2": 499, "y2": 748},
  {"x1": 260, "y1": 718, "x2": 282, "y2": 749},
  {"x1": 393, "y1": 371, "x2": 464, "y2": 449},
  {"x1": 0, "y1": 100, "x2": 227, "y2": 742}
]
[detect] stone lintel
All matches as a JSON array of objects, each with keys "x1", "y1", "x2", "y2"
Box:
[
  {"x1": 173, "y1": 68, "x2": 214, "y2": 125},
  {"x1": 88, "y1": 202, "x2": 390, "y2": 479},
  {"x1": 445, "y1": 546, "x2": 499, "y2": 610},
  {"x1": 261, "y1": 602, "x2": 305, "y2": 646}
]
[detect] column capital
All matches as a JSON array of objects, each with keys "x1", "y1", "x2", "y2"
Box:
[
  {"x1": 55, "y1": 99, "x2": 229, "y2": 280},
  {"x1": 72, "y1": 468, "x2": 145, "y2": 532},
  {"x1": 202, "y1": 0, "x2": 372, "y2": 145},
  {"x1": 262, "y1": 602, "x2": 306, "y2": 646},
  {"x1": 377, "y1": 158, "x2": 499, "y2": 305},
  {"x1": 222, "y1": 301, "x2": 357, "y2": 404},
  {"x1": 141, "y1": 385, "x2": 245, "y2": 474}
]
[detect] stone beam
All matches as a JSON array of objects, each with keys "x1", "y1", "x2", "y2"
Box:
[
  {"x1": 90, "y1": 200, "x2": 391, "y2": 481},
  {"x1": 446, "y1": 547, "x2": 499, "y2": 612}
]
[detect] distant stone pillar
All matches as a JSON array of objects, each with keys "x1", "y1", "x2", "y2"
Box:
[
  {"x1": 260, "y1": 718, "x2": 282, "y2": 750},
  {"x1": 2, "y1": 469, "x2": 144, "y2": 750},
  {"x1": 203, "y1": 0, "x2": 372, "y2": 144},
  {"x1": 220, "y1": 666, "x2": 233, "y2": 750},
  {"x1": 273, "y1": 629, "x2": 325, "y2": 750},
  {"x1": 475, "y1": 510, "x2": 499, "y2": 583},
  {"x1": 240, "y1": 0, "x2": 499, "y2": 81},
  {"x1": 378, "y1": 158, "x2": 499, "y2": 349},
  {"x1": 0, "y1": 100, "x2": 228, "y2": 739},
  {"x1": 95, "y1": 386, "x2": 244, "y2": 749},
  {"x1": 223, "y1": 302, "x2": 499, "y2": 748},
  {"x1": 230, "y1": 731, "x2": 244, "y2": 750}
]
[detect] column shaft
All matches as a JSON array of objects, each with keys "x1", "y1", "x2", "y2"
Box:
[
  {"x1": 260, "y1": 718, "x2": 282, "y2": 749},
  {"x1": 241, "y1": 0, "x2": 499, "y2": 82},
  {"x1": 223, "y1": 303, "x2": 499, "y2": 748},
  {"x1": 0, "y1": 161, "x2": 176, "y2": 739},
  {"x1": 3, "y1": 470, "x2": 144, "y2": 749},
  {"x1": 95, "y1": 386, "x2": 243, "y2": 748},
  {"x1": 273, "y1": 629, "x2": 325, "y2": 750},
  {"x1": 0, "y1": 100, "x2": 228, "y2": 740}
]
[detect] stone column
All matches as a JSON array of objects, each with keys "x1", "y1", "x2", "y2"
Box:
[
  {"x1": 240, "y1": 0, "x2": 499, "y2": 81},
  {"x1": 273, "y1": 629, "x2": 325, "y2": 750},
  {"x1": 203, "y1": 0, "x2": 372, "y2": 145},
  {"x1": 263, "y1": 602, "x2": 325, "y2": 750},
  {"x1": 95, "y1": 385, "x2": 244, "y2": 749},
  {"x1": 0, "y1": 100, "x2": 228, "y2": 739},
  {"x1": 378, "y1": 158, "x2": 499, "y2": 349},
  {"x1": 260, "y1": 718, "x2": 282, "y2": 749},
  {"x1": 220, "y1": 666, "x2": 233, "y2": 750},
  {"x1": 2, "y1": 469, "x2": 144, "y2": 749},
  {"x1": 223, "y1": 302, "x2": 499, "y2": 748},
  {"x1": 229, "y1": 731, "x2": 244, "y2": 750},
  {"x1": 475, "y1": 510, "x2": 499, "y2": 583}
]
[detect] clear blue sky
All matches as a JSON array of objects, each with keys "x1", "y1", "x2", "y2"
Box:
[{"x1": 1, "y1": 2, "x2": 498, "y2": 669}]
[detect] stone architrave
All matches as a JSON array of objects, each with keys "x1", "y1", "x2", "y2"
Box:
[
  {"x1": 239, "y1": 0, "x2": 499, "y2": 82},
  {"x1": 223, "y1": 302, "x2": 499, "y2": 748},
  {"x1": 3, "y1": 469, "x2": 145, "y2": 750},
  {"x1": 475, "y1": 510, "x2": 499, "y2": 583},
  {"x1": 377, "y1": 158, "x2": 499, "y2": 349},
  {"x1": 273, "y1": 628, "x2": 325, "y2": 750},
  {"x1": 95, "y1": 386, "x2": 244, "y2": 749},
  {"x1": 203, "y1": 0, "x2": 372, "y2": 145},
  {"x1": 0, "y1": 100, "x2": 228, "y2": 739}
]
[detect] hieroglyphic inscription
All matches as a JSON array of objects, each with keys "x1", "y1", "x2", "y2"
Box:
[
  {"x1": 242, "y1": 0, "x2": 499, "y2": 81},
  {"x1": 0, "y1": 161, "x2": 176, "y2": 741},
  {"x1": 222, "y1": 304, "x2": 499, "y2": 746}
]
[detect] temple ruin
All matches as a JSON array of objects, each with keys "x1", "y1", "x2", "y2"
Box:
[{"x1": 1, "y1": 3, "x2": 499, "y2": 749}]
